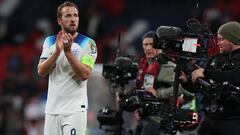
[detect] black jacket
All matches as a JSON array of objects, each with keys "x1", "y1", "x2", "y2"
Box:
[
  {"x1": 182, "y1": 48, "x2": 240, "y2": 119},
  {"x1": 204, "y1": 48, "x2": 240, "y2": 84}
]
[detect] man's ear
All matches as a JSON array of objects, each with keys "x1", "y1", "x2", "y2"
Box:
[{"x1": 57, "y1": 18, "x2": 62, "y2": 25}]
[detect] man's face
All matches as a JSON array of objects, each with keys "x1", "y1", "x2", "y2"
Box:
[
  {"x1": 142, "y1": 37, "x2": 158, "y2": 59},
  {"x1": 217, "y1": 34, "x2": 233, "y2": 53},
  {"x1": 58, "y1": 6, "x2": 79, "y2": 34}
]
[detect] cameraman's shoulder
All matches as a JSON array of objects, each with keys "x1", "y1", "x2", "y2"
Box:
[
  {"x1": 159, "y1": 61, "x2": 176, "y2": 74},
  {"x1": 208, "y1": 53, "x2": 222, "y2": 61},
  {"x1": 161, "y1": 61, "x2": 176, "y2": 68}
]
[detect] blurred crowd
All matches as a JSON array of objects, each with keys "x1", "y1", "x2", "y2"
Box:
[{"x1": 0, "y1": 0, "x2": 240, "y2": 135}]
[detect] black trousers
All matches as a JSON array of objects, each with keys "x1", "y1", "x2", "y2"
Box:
[{"x1": 197, "y1": 116, "x2": 240, "y2": 135}]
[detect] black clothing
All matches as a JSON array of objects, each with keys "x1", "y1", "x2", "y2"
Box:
[
  {"x1": 135, "y1": 117, "x2": 163, "y2": 135},
  {"x1": 197, "y1": 116, "x2": 240, "y2": 135},
  {"x1": 182, "y1": 48, "x2": 240, "y2": 135},
  {"x1": 203, "y1": 48, "x2": 240, "y2": 118},
  {"x1": 204, "y1": 49, "x2": 240, "y2": 84}
]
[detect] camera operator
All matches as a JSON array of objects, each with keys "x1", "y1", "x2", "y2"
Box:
[
  {"x1": 136, "y1": 31, "x2": 161, "y2": 96},
  {"x1": 182, "y1": 21, "x2": 240, "y2": 135},
  {"x1": 135, "y1": 31, "x2": 192, "y2": 135},
  {"x1": 133, "y1": 30, "x2": 162, "y2": 135}
]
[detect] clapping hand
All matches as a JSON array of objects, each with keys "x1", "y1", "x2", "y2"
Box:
[
  {"x1": 56, "y1": 31, "x2": 63, "y2": 53},
  {"x1": 62, "y1": 32, "x2": 74, "y2": 52}
]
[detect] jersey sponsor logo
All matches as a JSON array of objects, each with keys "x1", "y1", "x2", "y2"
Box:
[{"x1": 72, "y1": 49, "x2": 80, "y2": 56}]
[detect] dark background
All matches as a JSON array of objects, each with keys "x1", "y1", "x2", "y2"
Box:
[{"x1": 0, "y1": 0, "x2": 239, "y2": 134}]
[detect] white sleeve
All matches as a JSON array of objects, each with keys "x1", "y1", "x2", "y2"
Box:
[
  {"x1": 80, "y1": 38, "x2": 97, "y2": 68},
  {"x1": 40, "y1": 37, "x2": 51, "y2": 60},
  {"x1": 88, "y1": 39, "x2": 97, "y2": 61}
]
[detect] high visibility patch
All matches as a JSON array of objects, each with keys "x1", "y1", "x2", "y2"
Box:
[{"x1": 81, "y1": 55, "x2": 95, "y2": 68}]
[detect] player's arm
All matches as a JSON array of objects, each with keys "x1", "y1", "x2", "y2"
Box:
[
  {"x1": 38, "y1": 52, "x2": 61, "y2": 77},
  {"x1": 38, "y1": 32, "x2": 63, "y2": 77},
  {"x1": 65, "y1": 51, "x2": 92, "y2": 80},
  {"x1": 62, "y1": 33, "x2": 95, "y2": 80}
]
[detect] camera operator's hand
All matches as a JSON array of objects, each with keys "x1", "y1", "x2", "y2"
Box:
[
  {"x1": 179, "y1": 71, "x2": 188, "y2": 83},
  {"x1": 191, "y1": 68, "x2": 205, "y2": 82},
  {"x1": 176, "y1": 94, "x2": 185, "y2": 108},
  {"x1": 145, "y1": 87, "x2": 158, "y2": 97},
  {"x1": 133, "y1": 109, "x2": 142, "y2": 121}
]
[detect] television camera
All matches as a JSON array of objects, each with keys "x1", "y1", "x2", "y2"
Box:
[
  {"x1": 98, "y1": 19, "x2": 213, "y2": 135},
  {"x1": 154, "y1": 18, "x2": 216, "y2": 62},
  {"x1": 102, "y1": 56, "x2": 138, "y2": 89},
  {"x1": 197, "y1": 78, "x2": 240, "y2": 114},
  {"x1": 153, "y1": 19, "x2": 217, "y2": 114},
  {"x1": 97, "y1": 56, "x2": 138, "y2": 135},
  {"x1": 97, "y1": 90, "x2": 197, "y2": 135}
]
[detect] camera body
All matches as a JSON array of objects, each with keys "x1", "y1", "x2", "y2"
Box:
[
  {"x1": 198, "y1": 77, "x2": 240, "y2": 114},
  {"x1": 97, "y1": 106, "x2": 123, "y2": 127},
  {"x1": 102, "y1": 56, "x2": 138, "y2": 88},
  {"x1": 119, "y1": 90, "x2": 161, "y2": 113},
  {"x1": 119, "y1": 90, "x2": 195, "y2": 134},
  {"x1": 154, "y1": 19, "x2": 215, "y2": 62}
]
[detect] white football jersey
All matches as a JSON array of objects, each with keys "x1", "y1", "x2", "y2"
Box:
[{"x1": 40, "y1": 34, "x2": 97, "y2": 114}]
